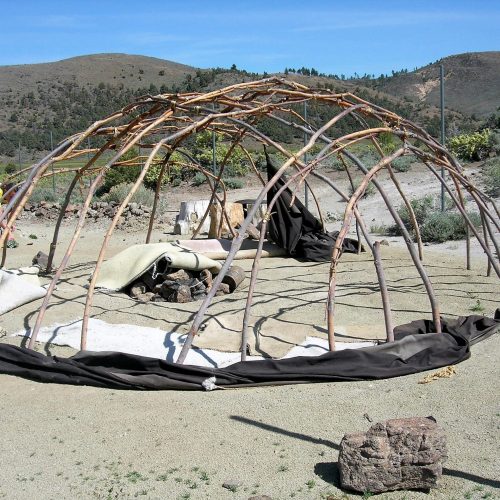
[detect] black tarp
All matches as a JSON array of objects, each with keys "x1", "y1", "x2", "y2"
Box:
[
  {"x1": 0, "y1": 313, "x2": 497, "y2": 391},
  {"x1": 266, "y1": 154, "x2": 361, "y2": 261}
]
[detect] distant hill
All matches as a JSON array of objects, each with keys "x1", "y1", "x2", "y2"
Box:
[
  {"x1": 0, "y1": 53, "x2": 196, "y2": 93},
  {"x1": 0, "y1": 52, "x2": 494, "y2": 158},
  {"x1": 369, "y1": 52, "x2": 500, "y2": 118}
]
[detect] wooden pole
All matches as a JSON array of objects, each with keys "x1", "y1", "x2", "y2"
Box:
[{"x1": 373, "y1": 241, "x2": 394, "y2": 342}]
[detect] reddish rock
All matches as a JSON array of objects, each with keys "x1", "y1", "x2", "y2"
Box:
[{"x1": 339, "y1": 417, "x2": 447, "y2": 493}]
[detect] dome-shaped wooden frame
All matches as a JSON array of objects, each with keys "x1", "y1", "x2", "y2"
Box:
[{"x1": 1, "y1": 78, "x2": 498, "y2": 363}]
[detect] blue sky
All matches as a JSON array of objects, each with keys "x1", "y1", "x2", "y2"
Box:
[{"x1": 1, "y1": 0, "x2": 498, "y2": 76}]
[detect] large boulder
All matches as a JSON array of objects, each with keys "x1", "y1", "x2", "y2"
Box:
[{"x1": 339, "y1": 417, "x2": 447, "y2": 494}]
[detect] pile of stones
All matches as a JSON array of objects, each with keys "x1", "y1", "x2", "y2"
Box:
[
  {"x1": 128, "y1": 268, "x2": 233, "y2": 303},
  {"x1": 20, "y1": 201, "x2": 153, "y2": 223}
]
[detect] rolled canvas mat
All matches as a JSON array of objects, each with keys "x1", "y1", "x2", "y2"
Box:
[
  {"x1": 94, "y1": 242, "x2": 222, "y2": 291},
  {"x1": 177, "y1": 238, "x2": 286, "y2": 260}
]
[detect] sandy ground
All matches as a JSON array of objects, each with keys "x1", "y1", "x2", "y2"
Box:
[{"x1": 0, "y1": 163, "x2": 499, "y2": 499}]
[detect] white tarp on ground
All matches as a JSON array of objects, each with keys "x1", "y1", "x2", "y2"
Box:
[
  {"x1": 13, "y1": 319, "x2": 374, "y2": 368},
  {"x1": 94, "y1": 242, "x2": 222, "y2": 291},
  {"x1": 0, "y1": 267, "x2": 47, "y2": 315}
]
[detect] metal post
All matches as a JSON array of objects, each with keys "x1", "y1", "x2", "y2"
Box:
[
  {"x1": 440, "y1": 64, "x2": 445, "y2": 212},
  {"x1": 212, "y1": 103, "x2": 217, "y2": 175},
  {"x1": 87, "y1": 137, "x2": 92, "y2": 187},
  {"x1": 50, "y1": 131, "x2": 56, "y2": 194},
  {"x1": 303, "y1": 101, "x2": 309, "y2": 209}
]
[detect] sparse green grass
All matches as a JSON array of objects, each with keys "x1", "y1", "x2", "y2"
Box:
[
  {"x1": 125, "y1": 471, "x2": 146, "y2": 483},
  {"x1": 470, "y1": 299, "x2": 485, "y2": 313},
  {"x1": 370, "y1": 223, "x2": 388, "y2": 234},
  {"x1": 306, "y1": 479, "x2": 316, "y2": 489}
]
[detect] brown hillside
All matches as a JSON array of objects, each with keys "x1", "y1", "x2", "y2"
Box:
[
  {"x1": 372, "y1": 52, "x2": 500, "y2": 117},
  {"x1": 0, "y1": 53, "x2": 197, "y2": 92}
]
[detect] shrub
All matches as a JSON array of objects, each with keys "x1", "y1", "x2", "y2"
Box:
[
  {"x1": 377, "y1": 132, "x2": 397, "y2": 154},
  {"x1": 391, "y1": 156, "x2": 413, "y2": 172},
  {"x1": 143, "y1": 153, "x2": 185, "y2": 190},
  {"x1": 349, "y1": 178, "x2": 376, "y2": 198},
  {"x1": 223, "y1": 178, "x2": 244, "y2": 190},
  {"x1": 482, "y1": 157, "x2": 500, "y2": 198},
  {"x1": 30, "y1": 187, "x2": 58, "y2": 204},
  {"x1": 194, "y1": 131, "x2": 249, "y2": 177},
  {"x1": 101, "y1": 182, "x2": 165, "y2": 210},
  {"x1": 5, "y1": 163, "x2": 17, "y2": 175},
  {"x1": 390, "y1": 195, "x2": 482, "y2": 243},
  {"x1": 192, "y1": 172, "x2": 207, "y2": 186},
  {"x1": 100, "y1": 148, "x2": 141, "y2": 194},
  {"x1": 397, "y1": 195, "x2": 435, "y2": 231},
  {"x1": 448, "y1": 129, "x2": 492, "y2": 161},
  {"x1": 420, "y1": 212, "x2": 481, "y2": 243}
]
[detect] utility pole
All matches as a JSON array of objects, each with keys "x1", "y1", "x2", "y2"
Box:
[
  {"x1": 87, "y1": 137, "x2": 92, "y2": 187},
  {"x1": 440, "y1": 64, "x2": 445, "y2": 212},
  {"x1": 212, "y1": 103, "x2": 217, "y2": 175},
  {"x1": 303, "y1": 101, "x2": 309, "y2": 209},
  {"x1": 50, "y1": 131, "x2": 55, "y2": 194}
]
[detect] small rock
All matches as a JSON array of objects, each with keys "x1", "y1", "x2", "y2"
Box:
[
  {"x1": 130, "y1": 282, "x2": 147, "y2": 298},
  {"x1": 174, "y1": 284, "x2": 192, "y2": 303},
  {"x1": 379, "y1": 239, "x2": 389, "y2": 246},
  {"x1": 192, "y1": 291, "x2": 207, "y2": 301},
  {"x1": 32, "y1": 251, "x2": 49, "y2": 268},
  {"x1": 151, "y1": 294, "x2": 166, "y2": 302},
  {"x1": 164, "y1": 269, "x2": 191, "y2": 282},
  {"x1": 136, "y1": 292, "x2": 155, "y2": 302},
  {"x1": 248, "y1": 496, "x2": 272, "y2": 500},
  {"x1": 215, "y1": 282, "x2": 231, "y2": 296},
  {"x1": 35, "y1": 208, "x2": 48, "y2": 217}
]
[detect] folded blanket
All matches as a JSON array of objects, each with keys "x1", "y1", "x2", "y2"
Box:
[
  {"x1": 0, "y1": 268, "x2": 47, "y2": 315},
  {"x1": 94, "y1": 242, "x2": 222, "y2": 291}
]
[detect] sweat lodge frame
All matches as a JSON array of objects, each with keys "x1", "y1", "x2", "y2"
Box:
[{"x1": 1, "y1": 78, "x2": 498, "y2": 365}]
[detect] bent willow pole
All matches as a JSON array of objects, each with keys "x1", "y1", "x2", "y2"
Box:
[{"x1": 2, "y1": 77, "x2": 495, "y2": 359}]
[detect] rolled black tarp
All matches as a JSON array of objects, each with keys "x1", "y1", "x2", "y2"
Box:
[
  {"x1": 0, "y1": 313, "x2": 497, "y2": 391},
  {"x1": 266, "y1": 153, "x2": 362, "y2": 261}
]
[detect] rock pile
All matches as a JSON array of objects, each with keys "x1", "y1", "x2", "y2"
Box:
[
  {"x1": 128, "y1": 267, "x2": 238, "y2": 303},
  {"x1": 339, "y1": 417, "x2": 447, "y2": 494}
]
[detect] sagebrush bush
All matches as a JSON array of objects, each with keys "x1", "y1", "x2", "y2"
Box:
[
  {"x1": 389, "y1": 195, "x2": 481, "y2": 243},
  {"x1": 349, "y1": 178, "x2": 376, "y2": 198},
  {"x1": 29, "y1": 187, "x2": 58, "y2": 204},
  {"x1": 223, "y1": 178, "x2": 244, "y2": 190},
  {"x1": 482, "y1": 157, "x2": 500, "y2": 198},
  {"x1": 192, "y1": 172, "x2": 207, "y2": 186},
  {"x1": 101, "y1": 183, "x2": 166, "y2": 211},
  {"x1": 420, "y1": 212, "x2": 481, "y2": 243},
  {"x1": 391, "y1": 156, "x2": 413, "y2": 172},
  {"x1": 397, "y1": 195, "x2": 435, "y2": 230}
]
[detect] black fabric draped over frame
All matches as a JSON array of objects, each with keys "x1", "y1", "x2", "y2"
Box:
[{"x1": 266, "y1": 153, "x2": 361, "y2": 261}]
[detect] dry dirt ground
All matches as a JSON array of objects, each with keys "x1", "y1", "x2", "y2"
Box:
[{"x1": 0, "y1": 164, "x2": 499, "y2": 499}]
